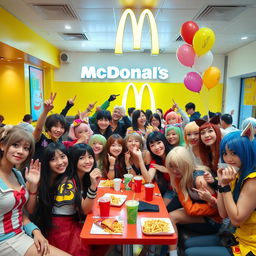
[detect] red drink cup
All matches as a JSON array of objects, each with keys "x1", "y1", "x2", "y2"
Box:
[
  {"x1": 98, "y1": 197, "x2": 110, "y2": 217},
  {"x1": 134, "y1": 176, "x2": 143, "y2": 193},
  {"x1": 144, "y1": 183, "x2": 155, "y2": 201}
]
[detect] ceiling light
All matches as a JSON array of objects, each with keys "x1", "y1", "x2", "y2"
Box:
[
  {"x1": 241, "y1": 36, "x2": 248, "y2": 40},
  {"x1": 65, "y1": 25, "x2": 71, "y2": 30},
  {"x1": 16, "y1": 57, "x2": 23, "y2": 60}
]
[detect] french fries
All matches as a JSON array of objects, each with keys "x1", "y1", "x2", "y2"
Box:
[
  {"x1": 110, "y1": 195, "x2": 121, "y2": 205},
  {"x1": 142, "y1": 219, "x2": 170, "y2": 234},
  {"x1": 100, "y1": 180, "x2": 114, "y2": 187},
  {"x1": 104, "y1": 221, "x2": 123, "y2": 234}
]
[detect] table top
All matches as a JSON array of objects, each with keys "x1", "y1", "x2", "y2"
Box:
[{"x1": 80, "y1": 181, "x2": 177, "y2": 245}]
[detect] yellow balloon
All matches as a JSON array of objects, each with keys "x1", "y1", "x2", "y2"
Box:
[
  {"x1": 193, "y1": 28, "x2": 215, "y2": 56},
  {"x1": 203, "y1": 66, "x2": 221, "y2": 89}
]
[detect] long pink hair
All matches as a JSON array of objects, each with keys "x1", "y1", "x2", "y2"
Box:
[{"x1": 165, "y1": 112, "x2": 182, "y2": 124}]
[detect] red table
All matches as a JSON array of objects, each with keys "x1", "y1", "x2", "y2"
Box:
[{"x1": 80, "y1": 181, "x2": 177, "y2": 256}]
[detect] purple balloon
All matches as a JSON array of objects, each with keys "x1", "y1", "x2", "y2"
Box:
[{"x1": 184, "y1": 72, "x2": 202, "y2": 93}]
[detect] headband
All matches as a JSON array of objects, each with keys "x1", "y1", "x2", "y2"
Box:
[
  {"x1": 72, "y1": 119, "x2": 88, "y2": 127},
  {"x1": 195, "y1": 115, "x2": 220, "y2": 127},
  {"x1": 241, "y1": 122, "x2": 254, "y2": 141}
]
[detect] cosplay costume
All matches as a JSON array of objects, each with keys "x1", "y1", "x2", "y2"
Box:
[
  {"x1": 230, "y1": 172, "x2": 256, "y2": 256},
  {"x1": 0, "y1": 169, "x2": 37, "y2": 255},
  {"x1": 47, "y1": 178, "x2": 90, "y2": 256}
]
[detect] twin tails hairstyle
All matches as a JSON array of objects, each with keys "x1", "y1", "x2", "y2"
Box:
[{"x1": 0, "y1": 126, "x2": 35, "y2": 169}]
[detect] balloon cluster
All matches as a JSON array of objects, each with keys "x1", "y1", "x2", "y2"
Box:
[{"x1": 176, "y1": 21, "x2": 221, "y2": 93}]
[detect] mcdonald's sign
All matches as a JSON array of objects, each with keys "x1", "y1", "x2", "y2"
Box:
[
  {"x1": 122, "y1": 83, "x2": 156, "y2": 112},
  {"x1": 115, "y1": 8, "x2": 159, "y2": 55}
]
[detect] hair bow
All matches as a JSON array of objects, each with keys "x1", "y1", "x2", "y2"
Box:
[{"x1": 72, "y1": 119, "x2": 88, "y2": 127}]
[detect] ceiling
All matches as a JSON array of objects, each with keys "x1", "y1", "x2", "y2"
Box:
[{"x1": 1, "y1": 0, "x2": 256, "y2": 55}]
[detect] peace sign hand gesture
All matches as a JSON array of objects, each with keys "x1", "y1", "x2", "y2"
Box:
[
  {"x1": 44, "y1": 92, "x2": 56, "y2": 113},
  {"x1": 68, "y1": 95, "x2": 77, "y2": 106}
]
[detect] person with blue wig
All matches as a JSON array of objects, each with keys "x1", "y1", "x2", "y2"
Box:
[{"x1": 183, "y1": 127, "x2": 256, "y2": 256}]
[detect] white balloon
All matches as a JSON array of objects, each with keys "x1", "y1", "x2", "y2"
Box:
[{"x1": 193, "y1": 51, "x2": 213, "y2": 73}]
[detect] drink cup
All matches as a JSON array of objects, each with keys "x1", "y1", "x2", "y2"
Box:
[
  {"x1": 98, "y1": 197, "x2": 110, "y2": 217},
  {"x1": 125, "y1": 200, "x2": 139, "y2": 224},
  {"x1": 134, "y1": 176, "x2": 143, "y2": 193},
  {"x1": 144, "y1": 183, "x2": 155, "y2": 201},
  {"x1": 123, "y1": 173, "x2": 133, "y2": 190},
  {"x1": 113, "y1": 178, "x2": 122, "y2": 191}
]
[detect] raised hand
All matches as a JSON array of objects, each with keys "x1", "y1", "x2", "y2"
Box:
[
  {"x1": 68, "y1": 95, "x2": 77, "y2": 106},
  {"x1": 203, "y1": 171, "x2": 214, "y2": 183},
  {"x1": 25, "y1": 159, "x2": 41, "y2": 186},
  {"x1": 220, "y1": 166, "x2": 237, "y2": 186},
  {"x1": 44, "y1": 92, "x2": 56, "y2": 112},
  {"x1": 89, "y1": 168, "x2": 102, "y2": 189},
  {"x1": 108, "y1": 153, "x2": 116, "y2": 166},
  {"x1": 131, "y1": 147, "x2": 143, "y2": 160}
]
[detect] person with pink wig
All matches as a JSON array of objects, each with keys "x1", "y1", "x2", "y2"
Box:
[{"x1": 63, "y1": 119, "x2": 93, "y2": 148}]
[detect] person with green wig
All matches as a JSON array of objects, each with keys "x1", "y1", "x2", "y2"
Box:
[
  {"x1": 165, "y1": 124, "x2": 185, "y2": 147},
  {"x1": 88, "y1": 134, "x2": 107, "y2": 174}
]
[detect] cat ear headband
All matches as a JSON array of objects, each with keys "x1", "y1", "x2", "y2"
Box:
[
  {"x1": 195, "y1": 115, "x2": 220, "y2": 127},
  {"x1": 241, "y1": 122, "x2": 254, "y2": 141}
]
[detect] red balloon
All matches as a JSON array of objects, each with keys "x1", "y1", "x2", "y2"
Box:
[{"x1": 181, "y1": 21, "x2": 199, "y2": 45}]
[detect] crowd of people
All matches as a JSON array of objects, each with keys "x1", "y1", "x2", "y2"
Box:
[{"x1": 0, "y1": 92, "x2": 256, "y2": 256}]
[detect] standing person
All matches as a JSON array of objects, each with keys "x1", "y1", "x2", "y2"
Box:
[
  {"x1": 185, "y1": 102, "x2": 201, "y2": 122},
  {"x1": 110, "y1": 106, "x2": 131, "y2": 138},
  {"x1": 18, "y1": 114, "x2": 34, "y2": 133},
  {"x1": 220, "y1": 114, "x2": 238, "y2": 134},
  {"x1": 184, "y1": 127, "x2": 256, "y2": 256},
  {"x1": 90, "y1": 110, "x2": 113, "y2": 139},
  {"x1": 128, "y1": 107, "x2": 135, "y2": 122},
  {"x1": 33, "y1": 142, "x2": 101, "y2": 256},
  {"x1": 88, "y1": 134, "x2": 107, "y2": 173},
  {"x1": 0, "y1": 126, "x2": 69, "y2": 256},
  {"x1": 103, "y1": 134, "x2": 126, "y2": 179},
  {"x1": 33, "y1": 93, "x2": 68, "y2": 160}
]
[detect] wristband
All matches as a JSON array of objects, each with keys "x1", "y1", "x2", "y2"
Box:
[
  {"x1": 28, "y1": 190, "x2": 38, "y2": 195},
  {"x1": 218, "y1": 185, "x2": 231, "y2": 193},
  {"x1": 23, "y1": 222, "x2": 40, "y2": 237}
]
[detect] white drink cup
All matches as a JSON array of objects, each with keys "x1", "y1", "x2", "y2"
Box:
[{"x1": 113, "y1": 178, "x2": 122, "y2": 191}]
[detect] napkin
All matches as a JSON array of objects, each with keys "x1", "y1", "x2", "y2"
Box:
[{"x1": 138, "y1": 201, "x2": 159, "y2": 212}]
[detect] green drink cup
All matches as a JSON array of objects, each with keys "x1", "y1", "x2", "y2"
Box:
[
  {"x1": 123, "y1": 173, "x2": 133, "y2": 190},
  {"x1": 125, "y1": 200, "x2": 139, "y2": 224}
]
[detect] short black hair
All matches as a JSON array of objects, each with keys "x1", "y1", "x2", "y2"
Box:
[
  {"x1": 45, "y1": 114, "x2": 68, "y2": 133},
  {"x1": 23, "y1": 114, "x2": 32, "y2": 122},
  {"x1": 221, "y1": 114, "x2": 233, "y2": 125},
  {"x1": 96, "y1": 110, "x2": 112, "y2": 121},
  {"x1": 185, "y1": 102, "x2": 195, "y2": 111},
  {"x1": 128, "y1": 107, "x2": 135, "y2": 116}
]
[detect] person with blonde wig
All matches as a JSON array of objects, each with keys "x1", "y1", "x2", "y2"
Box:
[{"x1": 166, "y1": 146, "x2": 221, "y2": 256}]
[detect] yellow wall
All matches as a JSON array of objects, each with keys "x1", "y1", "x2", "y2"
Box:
[
  {"x1": 0, "y1": 63, "x2": 26, "y2": 124},
  {"x1": 52, "y1": 81, "x2": 223, "y2": 117},
  {"x1": 0, "y1": 8, "x2": 60, "y2": 67}
]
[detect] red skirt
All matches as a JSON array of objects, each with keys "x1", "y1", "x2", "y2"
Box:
[{"x1": 47, "y1": 216, "x2": 90, "y2": 256}]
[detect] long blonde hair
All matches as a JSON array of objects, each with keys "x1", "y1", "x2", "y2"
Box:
[
  {"x1": 166, "y1": 146, "x2": 195, "y2": 201},
  {"x1": 184, "y1": 121, "x2": 199, "y2": 146}
]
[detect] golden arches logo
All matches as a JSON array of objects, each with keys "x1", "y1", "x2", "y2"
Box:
[
  {"x1": 115, "y1": 8, "x2": 159, "y2": 55},
  {"x1": 122, "y1": 83, "x2": 156, "y2": 112}
]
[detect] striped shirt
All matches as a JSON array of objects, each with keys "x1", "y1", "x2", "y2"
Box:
[{"x1": 0, "y1": 168, "x2": 28, "y2": 242}]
